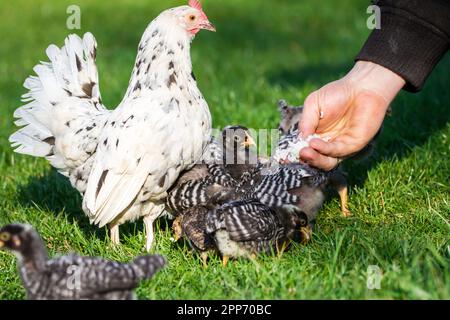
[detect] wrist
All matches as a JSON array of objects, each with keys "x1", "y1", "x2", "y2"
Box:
[{"x1": 344, "y1": 61, "x2": 405, "y2": 106}]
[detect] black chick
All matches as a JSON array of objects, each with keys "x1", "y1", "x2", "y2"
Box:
[
  {"x1": 0, "y1": 224, "x2": 166, "y2": 300},
  {"x1": 166, "y1": 126, "x2": 257, "y2": 266},
  {"x1": 205, "y1": 200, "x2": 308, "y2": 266},
  {"x1": 220, "y1": 125, "x2": 258, "y2": 179},
  {"x1": 277, "y1": 99, "x2": 352, "y2": 217}
]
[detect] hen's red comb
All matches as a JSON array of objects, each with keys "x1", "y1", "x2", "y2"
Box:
[{"x1": 189, "y1": 0, "x2": 202, "y2": 11}]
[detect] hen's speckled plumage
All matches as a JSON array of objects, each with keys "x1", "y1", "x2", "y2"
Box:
[
  {"x1": 9, "y1": 4, "x2": 215, "y2": 251},
  {"x1": 0, "y1": 224, "x2": 165, "y2": 300}
]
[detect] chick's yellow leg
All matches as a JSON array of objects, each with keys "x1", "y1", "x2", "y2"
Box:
[
  {"x1": 276, "y1": 241, "x2": 288, "y2": 257},
  {"x1": 172, "y1": 216, "x2": 183, "y2": 241},
  {"x1": 200, "y1": 252, "x2": 208, "y2": 268},
  {"x1": 222, "y1": 255, "x2": 229, "y2": 267},
  {"x1": 300, "y1": 226, "x2": 312, "y2": 245},
  {"x1": 337, "y1": 184, "x2": 351, "y2": 217}
]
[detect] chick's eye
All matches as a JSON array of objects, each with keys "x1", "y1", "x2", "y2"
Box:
[
  {"x1": 234, "y1": 136, "x2": 240, "y2": 141},
  {"x1": 0, "y1": 233, "x2": 10, "y2": 241}
]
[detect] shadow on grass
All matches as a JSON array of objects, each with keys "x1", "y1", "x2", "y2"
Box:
[
  {"x1": 15, "y1": 170, "x2": 99, "y2": 237},
  {"x1": 267, "y1": 56, "x2": 450, "y2": 187},
  {"x1": 14, "y1": 169, "x2": 174, "y2": 242}
]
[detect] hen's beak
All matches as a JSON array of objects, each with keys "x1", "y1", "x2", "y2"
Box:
[
  {"x1": 242, "y1": 135, "x2": 256, "y2": 148},
  {"x1": 0, "y1": 241, "x2": 4, "y2": 248},
  {"x1": 200, "y1": 21, "x2": 216, "y2": 32}
]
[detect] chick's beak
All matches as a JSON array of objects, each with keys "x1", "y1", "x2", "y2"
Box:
[
  {"x1": 242, "y1": 135, "x2": 256, "y2": 148},
  {"x1": 200, "y1": 20, "x2": 216, "y2": 32},
  {"x1": 0, "y1": 241, "x2": 4, "y2": 248}
]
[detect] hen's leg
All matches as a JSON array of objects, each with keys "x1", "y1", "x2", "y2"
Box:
[
  {"x1": 110, "y1": 224, "x2": 120, "y2": 245},
  {"x1": 143, "y1": 215, "x2": 156, "y2": 252},
  {"x1": 143, "y1": 203, "x2": 165, "y2": 251}
]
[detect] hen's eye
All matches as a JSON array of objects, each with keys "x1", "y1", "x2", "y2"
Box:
[{"x1": 189, "y1": 15, "x2": 196, "y2": 21}]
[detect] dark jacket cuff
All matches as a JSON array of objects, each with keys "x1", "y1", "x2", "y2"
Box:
[{"x1": 356, "y1": 10, "x2": 449, "y2": 92}]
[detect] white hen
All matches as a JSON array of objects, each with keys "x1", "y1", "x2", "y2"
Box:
[{"x1": 9, "y1": 0, "x2": 215, "y2": 251}]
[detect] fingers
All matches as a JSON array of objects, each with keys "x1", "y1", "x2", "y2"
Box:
[
  {"x1": 299, "y1": 147, "x2": 340, "y2": 171},
  {"x1": 309, "y1": 138, "x2": 357, "y2": 159},
  {"x1": 300, "y1": 138, "x2": 363, "y2": 170},
  {"x1": 299, "y1": 91, "x2": 321, "y2": 137}
]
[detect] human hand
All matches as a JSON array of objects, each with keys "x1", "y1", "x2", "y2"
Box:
[{"x1": 299, "y1": 61, "x2": 405, "y2": 170}]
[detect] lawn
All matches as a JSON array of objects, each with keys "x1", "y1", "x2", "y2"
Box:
[{"x1": 0, "y1": 0, "x2": 448, "y2": 300}]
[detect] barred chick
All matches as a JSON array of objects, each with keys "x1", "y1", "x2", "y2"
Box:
[
  {"x1": 205, "y1": 200, "x2": 308, "y2": 265},
  {"x1": 277, "y1": 99, "x2": 383, "y2": 162},
  {"x1": 276, "y1": 99, "x2": 352, "y2": 217},
  {"x1": 235, "y1": 163, "x2": 330, "y2": 231},
  {"x1": 0, "y1": 224, "x2": 165, "y2": 300},
  {"x1": 167, "y1": 125, "x2": 257, "y2": 214},
  {"x1": 166, "y1": 126, "x2": 257, "y2": 265}
]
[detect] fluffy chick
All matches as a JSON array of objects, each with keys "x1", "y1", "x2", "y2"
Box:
[
  {"x1": 277, "y1": 99, "x2": 384, "y2": 163},
  {"x1": 166, "y1": 126, "x2": 257, "y2": 266},
  {"x1": 277, "y1": 99, "x2": 352, "y2": 216},
  {"x1": 0, "y1": 224, "x2": 165, "y2": 300},
  {"x1": 205, "y1": 200, "x2": 309, "y2": 266}
]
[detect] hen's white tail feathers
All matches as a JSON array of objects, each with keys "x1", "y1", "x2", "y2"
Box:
[{"x1": 10, "y1": 33, "x2": 106, "y2": 170}]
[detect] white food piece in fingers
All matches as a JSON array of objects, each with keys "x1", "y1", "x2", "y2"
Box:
[{"x1": 274, "y1": 134, "x2": 328, "y2": 163}]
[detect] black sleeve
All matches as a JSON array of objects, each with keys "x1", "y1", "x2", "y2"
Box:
[{"x1": 355, "y1": 0, "x2": 450, "y2": 92}]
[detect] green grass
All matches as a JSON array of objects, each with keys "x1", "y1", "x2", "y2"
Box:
[{"x1": 0, "y1": 0, "x2": 449, "y2": 300}]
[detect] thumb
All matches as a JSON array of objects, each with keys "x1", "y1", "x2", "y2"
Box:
[{"x1": 299, "y1": 91, "x2": 321, "y2": 137}]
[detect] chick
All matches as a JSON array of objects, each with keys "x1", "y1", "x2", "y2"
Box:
[
  {"x1": 277, "y1": 98, "x2": 387, "y2": 162},
  {"x1": 199, "y1": 159, "x2": 332, "y2": 265},
  {"x1": 205, "y1": 200, "x2": 309, "y2": 266},
  {"x1": 220, "y1": 125, "x2": 258, "y2": 179},
  {"x1": 0, "y1": 224, "x2": 165, "y2": 300},
  {"x1": 277, "y1": 100, "x2": 351, "y2": 217},
  {"x1": 166, "y1": 126, "x2": 257, "y2": 266}
]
